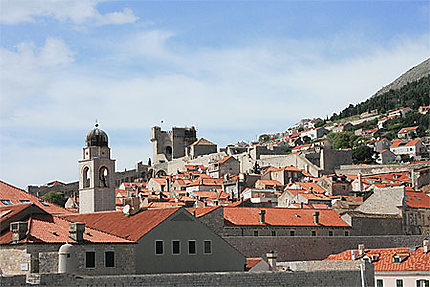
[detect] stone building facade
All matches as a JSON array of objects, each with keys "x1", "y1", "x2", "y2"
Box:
[{"x1": 151, "y1": 126, "x2": 197, "y2": 164}]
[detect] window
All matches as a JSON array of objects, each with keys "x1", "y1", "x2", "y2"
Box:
[
  {"x1": 105, "y1": 251, "x2": 114, "y2": 267},
  {"x1": 396, "y1": 279, "x2": 403, "y2": 287},
  {"x1": 172, "y1": 240, "x2": 180, "y2": 255},
  {"x1": 345, "y1": 231, "x2": 349, "y2": 236},
  {"x1": 376, "y1": 279, "x2": 383, "y2": 287},
  {"x1": 203, "y1": 240, "x2": 212, "y2": 255},
  {"x1": 290, "y1": 230, "x2": 295, "y2": 236},
  {"x1": 155, "y1": 240, "x2": 163, "y2": 255},
  {"x1": 328, "y1": 230, "x2": 334, "y2": 236},
  {"x1": 39, "y1": 200, "x2": 49, "y2": 206},
  {"x1": 1, "y1": 200, "x2": 13, "y2": 205},
  {"x1": 188, "y1": 240, "x2": 196, "y2": 255},
  {"x1": 417, "y1": 279, "x2": 429, "y2": 287},
  {"x1": 253, "y1": 230, "x2": 259, "y2": 236},
  {"x1": 311, "y1": 231, "x2": 316, "y2": 237},
  {"x1": 393, "y1": 256, "x2": 400, "y2": 263},
  {"x1": 85, "y1": 251, "x2": 95, "y2": 268},
  {"x1": 20, "y1": 200, "x2": 31, "y2": 203},
  {"x1": 271, "y1": 230, "x2": 276, "y2": 236}
]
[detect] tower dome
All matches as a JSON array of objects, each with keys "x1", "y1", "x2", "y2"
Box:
[{"x1": 85, "y1": 123, "x2": 108, "y2": 147}]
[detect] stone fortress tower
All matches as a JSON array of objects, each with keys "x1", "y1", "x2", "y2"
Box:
[
  {"x1": 151, "y1": 126, "x2": 197, "y2": 164},
  {"x1": 78, "y1": 124, "x2": 116, "y2": 213}
]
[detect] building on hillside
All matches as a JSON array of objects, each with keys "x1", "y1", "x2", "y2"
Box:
[
  {"x1": 390, "y1": 139, "x2": 425, "y2": 158},
  {"x1": 374, "y1": 138, "x2": 391, "y2": 152},
  {"x1": 27, "y1": 181, "x2": 79, "y2": 200},
  {"x1": 317, "y1": 175, "x2": 351, "y2": 196},
  {"x1": 418, "y1": 105, "x2": 430, "y2": 114},
  {"x1": 355, "y1": 186, "x2": 430, "y2": 235},
  {"x1": 241, "y1": 188, "x2": 279, "y2": 207},
  {"x1": 254, "y1": 179, "x2": 283, "y2": 191},
  {"x1": 324, "y1": 242, "x2": 430, "y2": 287},
  {"x1": 222, "y1": 173, "x2": 261, "y2": 200},
  {"x1": 208, "y1": 156, "x2": 240, "y2": 179},
  {"x1": 63, "y1": 207, "x2": 245, "y2": 273},
  {"x1": 300, "y1": 127, "x2": 328, "y2": 141},
  {"x1": 376, "y1": 149, "x2": 398, "y2": 164},
  {"x1": 187, "y1": 138, "x2": 217, "y2": 159},
  {"x1": 398, "y1": 126, "x2": 419, "y2": 138},
  {"x1": 340, "y1": 211, "x2": 403, "y2": 236},
  {"x1": 151, "y1": 126, "x2": 197, "y2": 164},
  {"x1": 146, "y1": 177, "x2": 167, "y2": 192},
  {"x1": 388, "y1": 107, "x2": 412, "y2": 117},
  {"x1": 378, "y1": 115, "x2": 396, "y2": 129},
  {"x1": 261, "y1": 166, "x2": 307, "y2": 185}
]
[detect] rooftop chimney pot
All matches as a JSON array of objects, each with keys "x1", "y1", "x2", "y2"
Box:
[
  {"x1": 69, "y1": 222, "x2": 85, "y2": 243},
  {"x1": 10, "y1": 222, "x2": 28, "y2": 242},
  {"x1": 424, "y1": 240, "x2": 429, "y2": 254},
  {"x1": 259, "y1": 210, "x2": 266, "y2": 224},
  {"x1": 358, "y1": 244, "x2": 365, "y2": 255},
  {"x1": 313, "y1": 211, "x2": 320, "y2": 225}
]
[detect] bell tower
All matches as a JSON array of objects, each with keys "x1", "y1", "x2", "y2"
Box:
[{"x1": 78, "y1": 123, "x2": 115, "y2": 213}]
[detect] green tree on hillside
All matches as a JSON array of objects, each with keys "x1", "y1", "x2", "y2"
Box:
[{"x1": 42, "y1": 191, "x2": 66, "y2": 207}]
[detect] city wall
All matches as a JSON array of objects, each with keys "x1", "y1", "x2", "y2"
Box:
[{"x1": 224, "y1": 235, "x2": 428, "y2": 261}]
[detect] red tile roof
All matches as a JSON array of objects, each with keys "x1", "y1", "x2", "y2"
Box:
[
  {"x1": 246, "y1": 258, "x2": 264, "y2": 270},
  {"x1": 391, "y1": 139, "x2": 420, "y2": 147},
  {"x1": 187, "y1": 178, "x2": 223, "y2": 187},
  {"x1": 187, "y1": 206, "x2": 221, "y2": 218},
  {"x1": 0, "y1": 214, "x2": 131, "y2": 244},
  {"x1": 0, "y1": 180, "x2": 73, "y2": 215},
  {"x1": 325, "y1": 246, "x2": 430, "y2": 272},
  {"x1": 223, "y1": 207, "x2": 350, "y2": 227},
  {"x1": 256, "y1": 179, "x2": 282, "y2": 186},
  {"x1": 61, "y1": 207, "x2": 180, "y2": 241},
  {"x1": 398, "y1": 126, "x2": 419, "y2": 134},
  {"x1": 217, "y1": 155, "x2": 235, "y2": 164},
  {"x1": 405, "y1": 191, "x2": 430, "y2": 209}
]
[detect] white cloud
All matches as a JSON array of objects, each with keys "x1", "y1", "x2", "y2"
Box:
[
  {"x1": 1, "y1": 32, "x2": 429, "y2": 187},
  {"x1": 0, "y1": 0, "x2": 137, "y2": 25}
]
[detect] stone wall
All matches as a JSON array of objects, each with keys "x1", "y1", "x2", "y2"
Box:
[
  {"x1": 224, "y1": 235, "x2": 429, "y2": 262},
  {"x1": 0, "y1": 269, "x2": 375, "y2": 287},
  {"x1": 0, "y1": 245, "x2": 31, "y2": 275}
]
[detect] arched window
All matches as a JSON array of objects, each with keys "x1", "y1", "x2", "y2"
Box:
[
  {"x1": 99, "y1": 167, "x2": 109, "y2": 187},
  {"x1": 165, "y1": 146, "x2": 172, "y2": 160},
  {"x1": 83, "y1": 167, "x2": 90, "y2": 188}
]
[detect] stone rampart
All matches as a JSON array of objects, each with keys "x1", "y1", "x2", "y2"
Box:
[{"x1": 224, "y1": 235, "x2": 429, "y2": 261}]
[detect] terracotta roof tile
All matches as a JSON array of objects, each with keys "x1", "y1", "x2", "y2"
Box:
[
  {"x1": 61, "y1": 207, "x2": 180, "y2": 241},
  {"x1": 325, "y1": 247, "x2": 430, "y2": 271},
  {"x1": 224, "y1": 207, "x2": 350, "y2": 227},
  {"x1": 0, "y1": 180, "x2": 74, "y2": 215}
]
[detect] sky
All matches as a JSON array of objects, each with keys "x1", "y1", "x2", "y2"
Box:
[{"x1": 0, "y1": 0, "x2": 429, "y2": 189}]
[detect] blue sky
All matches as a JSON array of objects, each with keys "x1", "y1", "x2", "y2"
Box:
[{"x1": 1, "y1": 0, "x2": 429, "y2": 188}]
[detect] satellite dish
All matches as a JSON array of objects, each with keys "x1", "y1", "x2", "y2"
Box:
[{"x1": 123, "y1": 204, "x2": 130, "y2": 214}]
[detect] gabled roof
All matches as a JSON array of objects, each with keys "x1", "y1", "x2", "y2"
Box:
[
  {"x1": 0, "y1": 180, "x2": 73, "y2": 215},
  {"x1": 187, "y1": 206, "x2": 221, "y2": 218},
  {"x1": 256, "y1": 179, "x2": 282, "y2": 186},
  {"x1": 398, "y1": 126, "x2": 419, "y2": 133},
  {"x1": 61, "y1": 207, "x2": 180, "y2": 241},
  {"x1": 223, "y1": 207, "x2": 350, "y2": 227},
  {"x1": 216, "y1": 155, "x2": 235, "y2": 164},
  {"x1": 149, "y1": 177, "x2": 167, "y2": 185},
  {"x1": 187, "y1": 178, "x2": 223, "y2": 187},
  {"x1": 191, "y1": 138, "x2": 216, "y2": 146},
  {"x1": 0, "y1": 214, "x2": 131, "y2": 244},
  {"x1": 391, "y1": 139, "x2": 420, "y2": 147},
  {"x1": 325, "y1": 246, "x2": 430, "y2": 272},
  {"x1": 246, "y1": 258, "x2": 264, "y2": 270}
]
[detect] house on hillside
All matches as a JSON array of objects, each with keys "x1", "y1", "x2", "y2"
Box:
[
  {"x1": 208, "y1": 156, "x2": 240, "y2": 179},
  {"x1": 187, "y1": 138, "x2": 218, "y2": 159},
  {"x1": 398, "y1": 126, "x2": 419, "y2": 138},
  {"x1": 376, "y1": 149, "x2": 397, "y2": 164},
  {"x1": 390, "y1": 139, "x2": 425, "y2": 158},
  {"x1": 388, "y1": 107, "x2": 412, "y2": 117}
]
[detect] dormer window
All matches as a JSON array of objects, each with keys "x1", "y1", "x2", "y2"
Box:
[{"x1": 393, "y1": 256, "x2": 400, "y2": 263}]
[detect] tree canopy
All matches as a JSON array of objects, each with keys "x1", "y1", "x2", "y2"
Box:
[{"x1": 42, "y1": 191, "x2": 66, "y2": 207}]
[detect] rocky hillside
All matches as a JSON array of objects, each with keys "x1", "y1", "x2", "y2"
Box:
[{"x1": 372, "y1": 58, "x2": 430, "y2": 98}]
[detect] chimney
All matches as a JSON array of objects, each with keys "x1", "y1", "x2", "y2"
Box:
[
  {"x1": 358, "y1": 244, "x2": 365, "y2": 256},
  {"x1": 10, "y1": 222, "x2": 28, "y2": 242},
  {"x1": 357, "y1": 173, "x2": 363, "y2": 192},
  {"x1": 266, "y1": 251, "x2": 278, "y2": 270},
  {"x1": 192, "y1": 210, "x2": 196, "y2": 217},
  {"x1": 300, "y1": 202, "x2": 304, "y2": 209},
  {"x1": 259, "y1": 210, "x2": 266, "y2": 224},
  {"x1": 313, "y1": 211, "x2": 320, "y2": 225},
  {"x1": 69, "y1": 222, "x2": 85, "y2": 242},
  {"x1": 424, "y1": 240, "x2": 429, "y2": 254}
]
